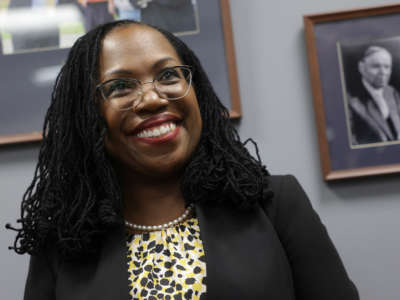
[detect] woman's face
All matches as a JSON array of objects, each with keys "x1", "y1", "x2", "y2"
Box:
[{"x1": 98, "y1": 25, "x2": 202, "y2": 179}]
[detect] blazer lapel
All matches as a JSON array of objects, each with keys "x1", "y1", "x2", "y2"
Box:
[
  {"x1": 383, "y1": 87, "x2": 400, "y2": 139},
  {"x1": 57, "y1": 226, "x2": 130, "y2": 300},
  {"x1": 366, "y1": 100, "x2": 394, "y2": 140},
  {"x1": 196, "y1": 203, "x2": 295, "y2": 300},
  {"x1": 88, "y1": 226, "x2": 130, "y2": 300},
  {"x1": 349, "y1": 96, "x2": 388, "y2": 141}
]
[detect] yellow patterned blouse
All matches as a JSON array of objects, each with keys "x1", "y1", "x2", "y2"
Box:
[{"x1": 126, "y1": 217, "x2": 207, "y2": 300}]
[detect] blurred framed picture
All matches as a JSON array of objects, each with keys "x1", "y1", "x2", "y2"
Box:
[
  {"x1": 304, "y1": 4, "x2": 400, "y2": 180},
  {"x1": 0, "y1": 0, "x2": 240, "y2": 145}
]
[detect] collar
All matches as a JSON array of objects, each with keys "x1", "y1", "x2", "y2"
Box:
[{"x1": 362, "y1": 79, "x2": 390, "y2": 119}]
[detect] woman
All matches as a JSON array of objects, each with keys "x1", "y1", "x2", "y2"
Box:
[{"x1": 9, "y1": 20, "x2": 359, "y2": 299}]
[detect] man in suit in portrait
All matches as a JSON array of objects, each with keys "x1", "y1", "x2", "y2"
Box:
[{"x1": 348, "y1": 46, "x2": 400, "y2": 145}]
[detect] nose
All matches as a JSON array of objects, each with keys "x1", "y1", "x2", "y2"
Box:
[{"x1": 133, "y1": 82, "x2": 168, "y2": 113}]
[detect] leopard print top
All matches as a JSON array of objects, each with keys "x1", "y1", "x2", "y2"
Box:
[{"x1": 126, "y1": 217, "x2": 207, "y2": 300}]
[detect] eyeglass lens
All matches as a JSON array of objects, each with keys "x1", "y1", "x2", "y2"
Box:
[{"x1": 101, "y1": 66, "x2": 191, "y2": 111}]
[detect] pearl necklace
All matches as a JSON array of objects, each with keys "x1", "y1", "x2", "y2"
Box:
[{"x1": 124, "y1": 204, "x2": 194, "y2": 232}]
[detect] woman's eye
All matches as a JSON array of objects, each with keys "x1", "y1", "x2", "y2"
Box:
[
  {"x1": 106, "y1": 80, "x2": 135, "y2": 97},
  {"x1": 158, "y1": 68, "x2": 180, "y2": 82}
]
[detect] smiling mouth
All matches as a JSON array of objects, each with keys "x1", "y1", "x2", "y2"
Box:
[{"x1": 136, "y1": 122, "x2": 177, "y2": 138}]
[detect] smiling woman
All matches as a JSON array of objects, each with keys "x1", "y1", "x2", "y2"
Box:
[
  {"x1": 8, "y1": 20, "x2": 359, "y2": 300},
  {"x1": 99, "y1": 25, "x2": 202, "y2": 182}
]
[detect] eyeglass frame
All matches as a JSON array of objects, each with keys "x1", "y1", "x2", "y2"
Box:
[{"x1": 95, "y1": 65, "x2": 193, "y2": 111}]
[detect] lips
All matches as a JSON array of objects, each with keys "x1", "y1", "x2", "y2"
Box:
[
  {"x1": 130, "y1": 114, "x2": 182, "y2": 136},
  {"x1": 128, "y1": 114, "x2": 183, "y2": 146},
  {"x1": 134, "y1": 124, "x2": 180, "y2": 145},
  {"x1": 136, "y1": 122, "x2": 177, "y2": 138}
]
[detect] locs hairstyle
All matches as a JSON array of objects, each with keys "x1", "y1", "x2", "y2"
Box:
[{"x1": 8, "y1": 20, "x2": 272, "y2": 258}]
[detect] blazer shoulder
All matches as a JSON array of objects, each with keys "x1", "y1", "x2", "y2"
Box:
[
  {"x1": 260, "y1": 175, "x2": 360, "y2": 299},
  {"x1": 266, "y1": 174, "x2": 299, "y2": 192},
  {"x1": 261, "y1": 175, "x2": 308, "y2": 226}
]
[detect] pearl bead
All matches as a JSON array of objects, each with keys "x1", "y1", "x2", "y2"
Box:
[{"x1": 124, "y1": 204, "x2": 193, "y2": 232}]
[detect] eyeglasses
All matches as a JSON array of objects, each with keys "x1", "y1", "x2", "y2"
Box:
[{"x1": 96, "y1": 65, "x2": 192, "y2": 111}]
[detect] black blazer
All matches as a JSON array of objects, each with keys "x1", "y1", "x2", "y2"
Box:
[{"x1": 24, "y1": 175, "x2": 359, "y2": 299}]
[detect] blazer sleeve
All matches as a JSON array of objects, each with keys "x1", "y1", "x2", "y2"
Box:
[
  {"x1": 263, "y1": 175, "x2": 359, "y2": 300},
  {"x1": 24, "y1": 250, "x2": 56, "y2": 300}
]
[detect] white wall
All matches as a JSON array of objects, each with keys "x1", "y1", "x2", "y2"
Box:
[
  {"x1": 1, "y1": 1, "x2": 400, "y2": 299},
  {"x1": 229, "y1": 1, "x2": 400, "y2": 299}
]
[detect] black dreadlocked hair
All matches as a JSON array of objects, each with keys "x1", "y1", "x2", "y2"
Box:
[{"x1": 7, "y1": 20, "x2": 273, "y2": 258}]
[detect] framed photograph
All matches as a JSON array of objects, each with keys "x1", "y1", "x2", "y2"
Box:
[
  {"x1": 304, "y1": 4, "x2": 400, "y2": 181},
  {"x1": 0, "y1": 0, "x2": 241, "y2": 145}
]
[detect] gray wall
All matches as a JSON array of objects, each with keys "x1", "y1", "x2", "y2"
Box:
[
  {"x1": 1, "y1": 145, "x2": 36, "y2": 299},
  {"x1": 230, "y1": 0, "x2": 400, "y2": 299},
  {"x1": 1, "y1": 0, "x2": 399, "y2": 299}
]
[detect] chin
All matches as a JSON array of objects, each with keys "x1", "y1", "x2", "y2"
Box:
[
  {"x1": 143, "y1": 162, "x2": 188, "y2": 180},
  {"x1": 133, "y1": 150, "x2": 192, "y2": 179}
]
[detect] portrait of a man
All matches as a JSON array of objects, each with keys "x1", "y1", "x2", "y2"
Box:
[{"x1": 345, "y1": 45, "x2": 400, "y2": 146}]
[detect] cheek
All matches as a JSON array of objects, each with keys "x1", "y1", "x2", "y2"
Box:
[
  {"x1": 194, "y1": 107, "x2": 202, "y2": 137},
  {"x1": 104, "y1": 130, "x2": 123, "y2": 163},
  {"x1": 101, "y1": 103, "x2": 123, "y2": 137},
  {"x1": 364, "y1": 72, "x2": 374, "y2": 80},
  {"x1": 104, "y1": 128, "x2": 138, "y2": 173},
  {"x1": 101, "y1": 109, "x2": 126, "y2": 157},
  {"x1": 370, "y1": 69, "x2": 379, "y2": 76}
]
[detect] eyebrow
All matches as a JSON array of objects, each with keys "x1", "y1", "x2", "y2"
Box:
[{"x1": 103, "y1": 57, "x2": 179, "y2": 78}]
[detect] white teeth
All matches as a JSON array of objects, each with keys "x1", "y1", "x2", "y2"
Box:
[
  {"x1": 136, "y1": 122, "x2": 177, "y2": 138},
  {"x1": 160, "y1": 126, "x2": 168, "y2": 134}
]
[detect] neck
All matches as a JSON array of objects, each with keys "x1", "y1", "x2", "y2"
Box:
[{"x1": 120, "y1": 171, "x2": 186, "y2": 226}]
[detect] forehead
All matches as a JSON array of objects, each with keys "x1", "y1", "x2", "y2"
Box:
[
  {"x1": 364, "y1": 50, "x2": 392, "y2": 64},
  {"x1": 99, "y1": 25, "x2": 181, "y2": 79}
]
